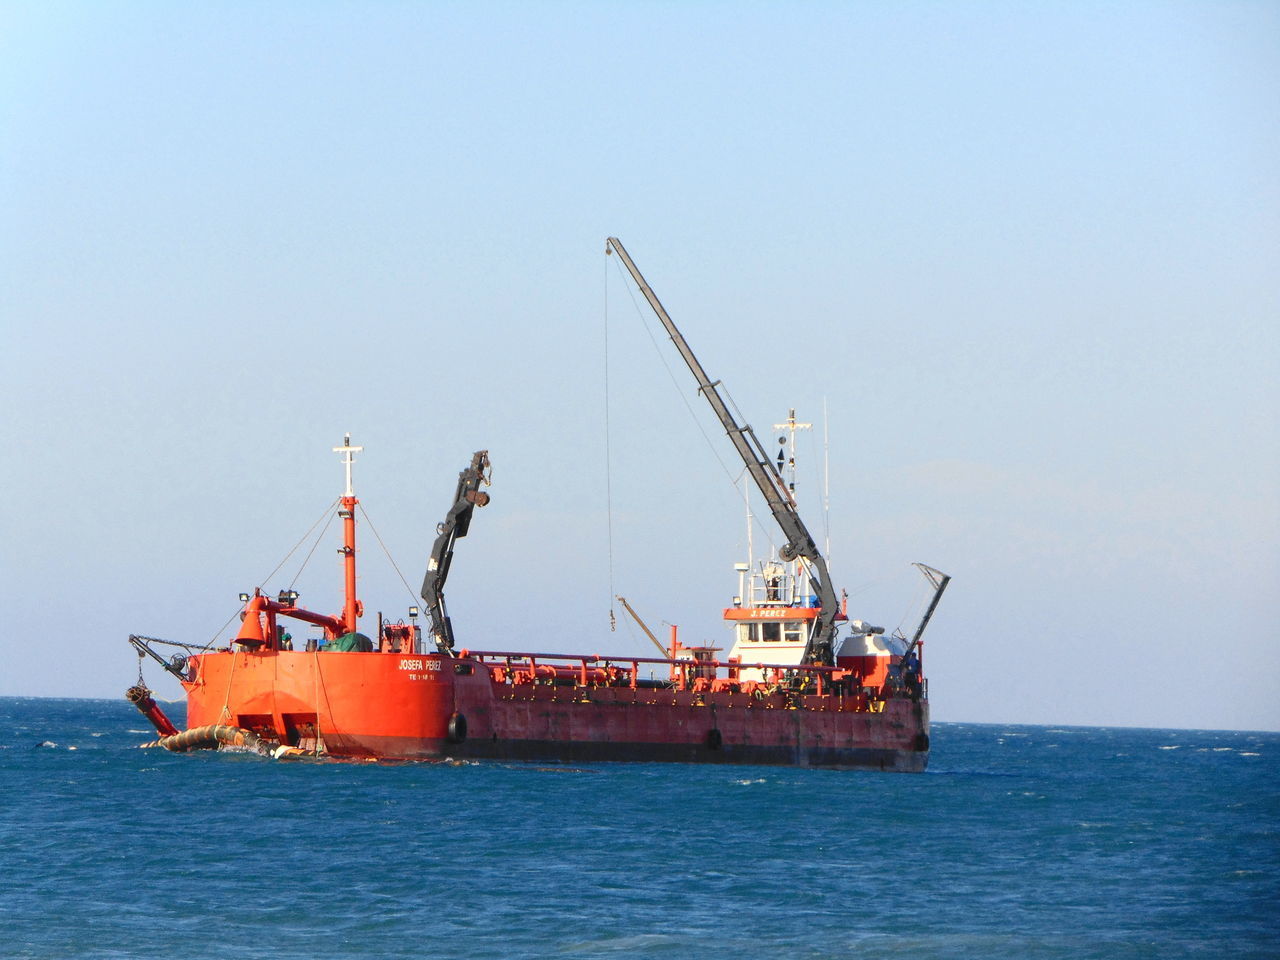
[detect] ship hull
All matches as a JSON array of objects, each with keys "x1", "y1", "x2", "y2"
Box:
[{"x1": 184, "y1": 650, "x2": 929, "y2": 772}]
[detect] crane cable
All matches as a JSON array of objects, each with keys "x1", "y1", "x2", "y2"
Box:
[
  {"x1": 607, "y1": 252, "x2": 784, "y2": 559},
  {"x1": 286, "y1": 500, "x2": 340, "y2": 592},
  {"x1": 204, "y1": 498, "x2": 340, "y2": 647},
  {"x1": 357, "y1": 503, "x2": 422, "y2": 607},
  {"x1": 604, "y1": 250, "x2": 617, "y2": 632}
]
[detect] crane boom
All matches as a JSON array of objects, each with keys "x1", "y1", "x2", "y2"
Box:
[
  {"x1": 902, "y1": 563, "x2": 951, "y2": 664},
  {"x1": 421, "y1": 450, "x2": 491, "y2": 655},
  {"x1": 615, "y1": 595, "x2": 670, "y2": 659},
  {"x1": 605, "y1": 237, "x2": 840, "y2": 665}
]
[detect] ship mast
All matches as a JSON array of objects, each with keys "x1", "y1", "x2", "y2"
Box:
[
  {"x1": 605, "y1": 237, "x2": 841, "y2": 666},
  {"x1": 333, "y1": 434, "x2": 363, "y2": 635},
  {"x1": 229, "y1": 436, "x2": 366, "y2": 649},
  {"x1": 773, "y1": 408, "x2": 813, "y2": 597}
]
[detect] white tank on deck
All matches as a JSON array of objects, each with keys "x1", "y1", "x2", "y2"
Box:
[{"x1": 835, "y1": 622, "x2": 905, "y2": 659}]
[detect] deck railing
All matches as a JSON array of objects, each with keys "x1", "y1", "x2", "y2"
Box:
[{"x1": 455, "y1": 649, "x2": 910, "y2": 699}]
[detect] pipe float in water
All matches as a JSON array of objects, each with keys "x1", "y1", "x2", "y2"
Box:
[
  {"x1": 141, "y1": 724, "x2": 306, "y2": 760},
  {"x1": 126, "y1": 687, "x2": 307, "y2": 759}
]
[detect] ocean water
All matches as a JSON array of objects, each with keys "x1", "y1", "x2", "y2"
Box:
[{"x1": 1, "y1": 698, "x2": 1275, "y2": 960}]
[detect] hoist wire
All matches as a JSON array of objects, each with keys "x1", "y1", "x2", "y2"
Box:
[
  {"x1": 205, "y1": 607, "x2": 246, "y2": 650},
  {"x1": 287, "y1": 501, "x2": 340, "y2": 591},
  {"x1": 206, "y1": 498, "x2": 340, "y2": 647},
  {"x1": 610, "y1": 256, "x2": 739, "y2": 487},
  {"x1": 608, "y1": 255, "x2": 785, "y2": 559},
  {"x1": 895, "y1": 572, "x2": 934, "y2": 638},
  {"x1": 357, "y1": 502, "x2": 421, "y2": 607},
  {"x1": 604, "y1": 251, "x2": 616, "y2": 630}
]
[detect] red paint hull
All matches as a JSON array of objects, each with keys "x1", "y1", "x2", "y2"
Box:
[{"x1": 185, "y1": 650, "x2": 929, "y2": 771}]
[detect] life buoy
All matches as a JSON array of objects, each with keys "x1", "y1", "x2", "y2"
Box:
[
  {"x1": 446, "y1": 713, "x2": 468, "y2": 744},
  {"x1": 706, "y1": 728, "x2": 723, "y2": 750}
]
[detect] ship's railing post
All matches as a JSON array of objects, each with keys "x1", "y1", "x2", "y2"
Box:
[{"x1": 460, "y1": 649, "x2": 875, "y2": 702}]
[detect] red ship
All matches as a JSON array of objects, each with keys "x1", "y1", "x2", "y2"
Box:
[{"x1": 126, "y1": 239, "x2": 950, "y2": 771}]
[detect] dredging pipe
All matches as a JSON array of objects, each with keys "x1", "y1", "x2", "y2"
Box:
[
  {"x1": 125, "y1": 685, "x2": 180, "y2": 738},
  {"x1": 140, "y1": 724, "x2": 307, "y2": 759},
  {"x1": 126, "y1": 687, "x2": 307, "y2": 759}
]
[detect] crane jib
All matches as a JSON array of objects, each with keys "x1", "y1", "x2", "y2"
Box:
[
  {"x1": 421, "y1": 451, "x2": 491, "y2": 655},
  {"x1": 605, "y1": 237, "x2": 839, "y2": 666}
]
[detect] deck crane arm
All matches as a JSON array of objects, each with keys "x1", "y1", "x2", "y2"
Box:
[
  {"x1": 421, "y1": 450, "x2": 491, "y2": 655},
  {"x1": 900, "y1": 563, "x2": 951, "y2": 664},
  {"x1": 615, "y1": 595, "x2": 671, "y2": 659},
  {"x1": 605, "y1": 237, "x2": 841, "y2": 666},
  {"x1": 885, "y1": 563, "x2": 951, "y2": 699}
]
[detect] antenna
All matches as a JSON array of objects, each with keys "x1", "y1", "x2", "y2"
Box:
[{"x1": 333, "y1": 433, "x2": 363, "y2": 497}]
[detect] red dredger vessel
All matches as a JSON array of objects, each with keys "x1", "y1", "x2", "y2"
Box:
[{"x1": 127, "y1": 239, "x2": 950, "y2": 771}]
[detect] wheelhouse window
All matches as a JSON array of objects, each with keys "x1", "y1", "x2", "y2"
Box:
[{"x1": 738, "y1": 621, "x2": 805, "y2": 644}]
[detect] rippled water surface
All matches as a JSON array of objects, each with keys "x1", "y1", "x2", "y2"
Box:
[{"x1": 2, "y1": 698, "x2": 1276, "y2": 959}]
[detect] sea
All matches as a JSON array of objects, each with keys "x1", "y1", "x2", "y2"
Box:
[{"x1": 1, "y1": 698, "x2": 1275, "y2": 960}]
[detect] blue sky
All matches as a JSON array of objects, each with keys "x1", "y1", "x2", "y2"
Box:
[{"x1": 2, "y1": 1, "x2": 1276, "y2": 730}]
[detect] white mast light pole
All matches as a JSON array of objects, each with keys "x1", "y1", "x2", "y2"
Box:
[{"x1": 333, "y1": 433, "x2": 363, "y2": 497}]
